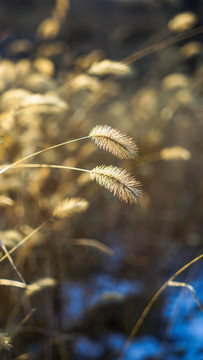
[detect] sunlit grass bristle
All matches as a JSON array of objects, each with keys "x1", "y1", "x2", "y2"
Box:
[
  {"x1": 0, "y1": 331, "x2": 12, "y2": 351},
  {"x1": 53, "y1": 197, "x2": 89, "y2": 219},
  {"x1": 90, "y1": 165, "x2": 142, "y2": 204},
  {"x1": 168, "y1": 11, "x2": 197, "y2": 33},
  {"x1": 160, "y1": 146, "x2": 191, "y2": 161},
  {"x1": 88, "y1": 59, "x2": 132, "y2": 76},
  {"x1": 89, "y1": 125, "x2": 138, "y2": 159}
]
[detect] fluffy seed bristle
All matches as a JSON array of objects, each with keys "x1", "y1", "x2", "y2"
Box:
[
  {"x1": 19, "y1": 94, "x2": 68, "y2": 113},
  {"x1": 88, "y1": 59, "x2": 132, "y2": 76},
  {"x1": 168, "y1": 12, "x2": 197, "y2": 33},
  {"x1": 89, "y1": 125, "x2": 138, "y2": 159},
  {"x1": 160, "y1": 146, "x2": 191, "y2": 161},
  {"x1": 53, "y1": 198, "x2": 89, "y2": 219},
  {"x1": 0, "y1": 331, "x2": 12, "y2": 351},
  {"x1": 90, "y1": 165, "x2": 142, "y2": 204}
]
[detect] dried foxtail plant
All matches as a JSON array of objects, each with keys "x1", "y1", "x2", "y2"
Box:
[
  {"x1": 120, "y1": 253, "x2": 203, "y2": 359},
  {"x1": 0, "y1": 125, "x2": 138, "y2": 174},
  {"x1": 0, "y1": 125, "x2": 141, "y2": 266},
  {"x1": 0, "y1": 238, "x2": 26, "y2": 286},
  {"x1": 168, "y1": 11, "x2": 197, "y2": 33},
  {"x1": 0, "y1": 147, "x2": 141, "y2": 266},
  {"x1": 0, "y1": 196, "x2": 89, "y2": 264},
  {"x1": 53, "y1": 197, "x2": 89, "y2": 219},
  {"x1": 0, "y1": 308, "x2": 35, "y2": 351},
  {"x1": 90, "y1": 165, "x2": 141, "y2": 204},
  {"x1": 0, "y1": 277, "x2": 56, "y2": 297},
  {"x1": 73, "y1": 238, "x2": 114, "y2": 256},
  {"x1": 1, "y1": 162, "x2": 141, "y2": 205},
  {"x1": 89, "y1": 125, "x2": 138, "y2": 159},
  {"x1": 0, "y1": 331, "x2": 12, "y2": 351},
  {"x1": 167, "y1": 281, "x2": 203, "y2": 312},
  {"x1": 0, "y1": 195, "x2": 112, "y2": 266},
  {"x1": 0, "y1": 124, "x2": 141, "y2": 203},
  {"x1": 0, "y1": 165, "x2": 140, "y2": 264},
  {"x1": 88, "y1": 59, "x2": 132, "y2": 76}
]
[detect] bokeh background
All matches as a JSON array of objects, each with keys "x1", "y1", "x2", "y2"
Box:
[{"x1": 0, "y1": 0, "x2": 203, "y2": 359}]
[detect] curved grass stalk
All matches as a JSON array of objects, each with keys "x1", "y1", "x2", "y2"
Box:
[
  {"x1": 0, "y1": 163, "x2": 91, "y2": 173},
  {"x1": 0, "y1": 193, "x2": 90, "y2": 263},
  {"x1": 0, "y1": 163, "x2": 141, "y2": 204},
  {"x1": 0, "y1": 124, "x2": 139, "y2": 175},
  {"x1": 120, "y1": 253, "x2": 203, "y2": 359},
  {"x1": 135, "y1": 152, "x2": 161, "y2": 168},
  {"x1": 123, "y1": 26, "x2": 203, "y2": 64},
  {"x1": 0, "y1": 238, "x2": 26, "y2": 285},
  {"x1": 168, "y1": 280, "x2": 203, "y2": 313},
  {"x1": 0, "y1": 136, "x2": 89, "y2": 175},
  {"x1": 0, "y1": 220, "x2": 50, "y2": 264},
  {"x1": 0, "y1": 279, "x2": 27, "y2": 289}
]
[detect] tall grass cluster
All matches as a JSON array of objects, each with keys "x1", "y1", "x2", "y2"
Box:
[{"x1": 0, "y1": 1, "x2": 203, "y2": 359}]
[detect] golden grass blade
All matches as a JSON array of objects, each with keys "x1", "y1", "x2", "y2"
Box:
[
  {"x1": 123, "y1": 26, "x2": 203, "y2": 65},
  {"x1": 0, "y1": 220, "x2": 49, "y2": 264},
  {"x1": 26, "y1": 277, "x2": 57, "y2": 296},
  {"x1": 0, "y1": 277, "x2": 56, "y2": 297},
  {"x1": 0, "y1": 279, "x2": 27, "y2": 289},
  {"x1": 0, "y1": 198, "x2": 89, "y2": 264},
  {"x1": 73, "y1": 239, "x2": 114, "y2": 256},
  {"x1": 0, "y1": 238, "x2": 26, "y2": 286},
  {"x1": 0, "y1": 196, "x2": 14, "y2": 207},
  {"x1": 10, "y1": 309, "x2": 36, "y2": 339},
  {"x1": 89, "y1": 125, "x2": 138, "y2": 159},
  {"x1": 90, "y1": 165, "x2": 141, "y2": 204},
  {"x1": 120, "y1": 253, "x2": 203, "y2": 359},
  {"x1": 0, "y1": 163, "x2": 90, "y2": 173},
  {"x1": 0, "y1": 308, "x2": 35, "y2": 351},
  {"x1": 168, "y1": 281, "x2": 203, "y2": 312},
  {"x1": 0, "y1": 137, "x2": 89, "y2": 175}
]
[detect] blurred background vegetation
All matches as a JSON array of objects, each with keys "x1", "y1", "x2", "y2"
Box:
[{"x1": 0, "y1": 0, "x2": 203, "y2": 359}]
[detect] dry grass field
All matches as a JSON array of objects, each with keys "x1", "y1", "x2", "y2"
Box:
[{"x1": 0, "y1": 1, "x2": 203, "y2": 359}]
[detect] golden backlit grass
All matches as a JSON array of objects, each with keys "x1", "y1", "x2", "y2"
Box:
[{"x1": 0, "y1": 3, "x2": 202, "y2": 358}]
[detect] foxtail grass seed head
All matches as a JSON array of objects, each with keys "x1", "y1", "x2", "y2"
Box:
[
  {"x1": 89, "y1": 125, "x2": 138, "y2": 159},
  {"x1": 19, "y1": 94, "x2": 68, "y2": 113},
  {"x1": 160, "y1": 146, "x2": 191, "y2": 161},
  {"x1": 0, "y1": 332, "x2": 12, "y2": 351},
  {"x1": 90, "y1": 165, "x2": 142, "y2": 204},
  {"x1": 168, "y1": 12, "x2": 197, "y2": 33},
  {"x1": 53, "y1": 197, "x2": 89, "y2": 219},
  {"x1": 88, "y1": 59, "x2": 132, "y2": 76}
]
